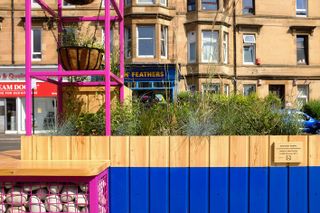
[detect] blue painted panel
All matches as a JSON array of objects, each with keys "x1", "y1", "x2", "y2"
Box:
[
  {"x1": 250, "y1": 167, "x2": 268, "y2": 213},
  {"x1": 309, "y1": 167, "x2": 320, "y2": 213},
  {"x1": 150, "y1": 168, "x2": 169, "y2": 213},
  {"x1": 170, "y1": 168, "x2": 189, "y2": 213},
  {"x1": 269, "y1": 167, "x2": 288, "y2": 213},
  {"x1": 289, "y1": 167, "x2": 308, "y2": 213},
  {"x1": 210, "y1": 167, "x2": 229, "y2": 213},
  {"x1": 109, "y1": 167, "x2": 130, "y2": 213},
  {"x1": 230, "y1": 167, "x2": 249, "y2": 213},
  {"x1": 130, "y1": 168, "x2": 149, "y2": 213},
  {"x1": 190, "y1": 168, "x2": 209, "y2": 213}
]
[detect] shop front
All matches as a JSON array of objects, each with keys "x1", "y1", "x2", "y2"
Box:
[
  {"x1": 125, "y1": 64, "x2": 177, "y2": 102},
  {"x1": 0, "y1": 66, "x2": 57, "y2": 134}
]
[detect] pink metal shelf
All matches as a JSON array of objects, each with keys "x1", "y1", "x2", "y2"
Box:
[{"x1": 25, "y1": 0, "x2": 125, "y2": 136}]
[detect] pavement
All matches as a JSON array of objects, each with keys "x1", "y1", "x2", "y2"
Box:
[{"x1": 0, "y1": 134, "x2": 21, "y2": 152}]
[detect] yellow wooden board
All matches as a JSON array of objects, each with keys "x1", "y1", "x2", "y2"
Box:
[
  {"x1": 150, "y1": 136, "x2": 169, "y2": 167},
  {"x1": 230, "y1": 136, "x2": 249, "y2": 167},
  {"x1": 210, "y1": 136, "x2": 229, "y2": 167},
  {"x1": 130, "y1": 136, "x2": 149, "y2": 167},
  {"x1": 190, "y1": 137, "x2": 209, "y2": 167},
  {"x1": 170, "y1": 136, "x2": 189, "y2": 167},
  {"x1": 309, "y1": 136, "x2": 320, "y2": 166},
  {"x1": 250, "y1": 136, "x2": 269, "y2": 167},
  {"x1": 0, "y1": 160, "x2": 110, "y2": 176},
  {"x1": 90, "y1": 136, "x2": 110, "y2": 160}
]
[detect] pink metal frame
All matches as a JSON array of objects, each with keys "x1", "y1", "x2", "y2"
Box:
[{"x1": 25, "y1": 0, "x2": 124, "y2": 136}]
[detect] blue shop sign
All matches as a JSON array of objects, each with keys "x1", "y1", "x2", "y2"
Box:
[{"x1": 125, "y1": 64, "x2": 176, "y2": 82}]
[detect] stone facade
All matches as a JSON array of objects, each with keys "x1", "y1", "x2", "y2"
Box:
[{"x1": 0, "y1": 0, "x2": 320, "y2": 107}]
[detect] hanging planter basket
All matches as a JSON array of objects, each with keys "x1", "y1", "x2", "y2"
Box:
[
  {"x1": 63, "y1": 0, "x2": 95, "y2": 5},
  {"x1": 58, "y1": 46, "x2": 104, "y2": 71}
]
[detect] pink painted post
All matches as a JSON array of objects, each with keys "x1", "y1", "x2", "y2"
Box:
[
  {"x1": 119, "y1": 0, "x2": 125, "y2": 103},
  {"x1": 104, "y1": 0, "x2": 111, "y2": 135},
  {"x1": 57, "y1": 0, "x2": 63, "y2": 118},
  {"x1": 25, "y1": 0, "x2": 32, "y2": 135}
]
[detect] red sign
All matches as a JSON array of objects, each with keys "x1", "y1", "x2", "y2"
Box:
[{"x1": 0, "y1": 82, "x2": 57, "y2": 97}]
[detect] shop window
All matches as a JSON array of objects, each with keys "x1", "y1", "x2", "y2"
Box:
[
  {"x1": 187, "y1": 0, "x2": 196, "y2": 11},
  {"x1": 139, "y1": 82, "x2": 152, "y2": 88},
  {"x1": 138, "y1": 0, "x2": 154, "y2": 5},
  {"x1": 153, "y1": 82, "x2": 164, "y2": 88},
  {"x1": 297, "y1": 35, "x2": 308, "y2": 65},
  {"x1": 202, "y1": 0, "x2": 218, "y2": 10},
  {"x1": 202, "y1": 83, "x2": 220, "y2": 94},
  {"x1": 243, "y1": 0, "x2": 254, "y2": 15},
  {"x1": 137, "y1": 25, "x2": 155, "y2": 57},
  {"x1": 32, "y1": 28, "x2": 42, "y2": 61},
  {"x1": 296, "y1": 0, "x2": 307, "y2": 16},
  {"x1": 243, "y1": 34, "x2": 256, "y2": 65},
  {"x1": 125, "y1": 27, "x2": 132, "y2": 58},
  {"x1": 202, "y1": 31, "x2": 219, "y2": 63},
  {"x1": 102, "y1": 28, "x2": 113, "y2": 54},
  {"x1": 188, "y1": 31, "x2": 196, "y2": 63},
  {"x1": 243, "y1": 84, "x2": 256, "y2": 96},
  {"x1": 161, "y1": 25, "x2": 168, "y2": 58},
  {"x1": 223, "y1": 32, "x2": 228, "y2": 64},
  {"x1": 297, "y1": 85, "x2": 309, "y2": 108}
]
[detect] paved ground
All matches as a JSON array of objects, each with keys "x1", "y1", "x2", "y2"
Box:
[{"x1": 0, "y1": 134, "x2": 21, "y2": 152}]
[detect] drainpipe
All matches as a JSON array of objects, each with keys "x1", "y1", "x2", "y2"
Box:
[
  {"x1": 232, "y1": 0, "x2": 237, "y2": 94},
  {"x1": 11, "y1": 0, "x2": 15, "y2": 65}
]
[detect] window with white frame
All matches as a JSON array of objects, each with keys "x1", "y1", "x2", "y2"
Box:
[
  {"x1": 296, "y1": 0, "x2": 307, "y2": 16},
  {"x1": 224, "y1": 84, "x2": 230, "y2": 96},
  {"x1": 202, "y1": 0, "x2": 218, "y2": 10},
  {"x1": 243, "y1": 84, "x2": 256, "y2": 96},
  {"x1": 125, "y1": 27, "x2": 132, "y2": 58},
  {"x1": 102, "y1": 28, "x2": 113, "y2": 53},
  {"x1": 63, "y1": 0, "x2": 74, "y2": 7},
  {"x1": 202, "y1": 31, "x2": 219, "y2": 63},
  {"x1": 297, "y1": 35, "x2": 308, "y2": 65},
  {"x1": 161, "y1": 25, "x2": 168, "y2": 58},
  {"x1": 243, "y1": 34, "x2": 256, "y2": 64},
  {"x1": 137, "y1": 0, "x2": 154, "y2": 4},
  {"x1": 125, "y1": 0, "x2": 132, "y2": 6},
  {"x1": 32, "y1": 28, "x2": 42, "y2": 60},
  {"x1": 202, "y1": 83, "x2": 220, "y2": 94},
  {"x1": 137, "y1": 25, "x2": 155, "y2": 57},
  {"x1": 160, "y1": 0, "x2": 167, "y2": 6},
  {"x1": 32, "y1": 0, "x2": 40, "y2": 8},
  {"x1": 187, "y1": 0, "x2": 196, "y2": 11},
  {"x1": 243, "y1": 0, "x2": 254, "y2": 14},
  {"x1": 188, "y1": 31, "x2": 196, "y2": 63},
  {"x1": 297, "y1": 85, "x2": 309, "y2": 108},
  {"x1": 223, "y1": 32, "x2": 228, "y2": 64}
]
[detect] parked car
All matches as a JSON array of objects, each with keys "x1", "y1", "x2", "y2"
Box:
[{"x1": 282, "y1": 109, "x2": 320, "y2": 134}]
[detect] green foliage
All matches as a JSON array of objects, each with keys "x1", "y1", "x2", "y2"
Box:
[
  {"x1": 302, "y1": 100, "x2": 320, "y2": 120},
  {"x1": 53, "y1": 93, "x2": 302, "y2": 136}
]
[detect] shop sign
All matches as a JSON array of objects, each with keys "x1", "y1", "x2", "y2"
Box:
[
  {"x1": 125, "y1": 64, "x2": 176, "y2": 81},
  {"x1": 0, "y1": 82, "x2": 57, "y2": 97},
  {"x1": 0, "y1": 72, "x2": 25, "y2": 81}
]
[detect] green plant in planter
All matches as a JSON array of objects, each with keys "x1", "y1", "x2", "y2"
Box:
[{"x1": 59, "y1": 26, "x2": 105, "y2": 71}]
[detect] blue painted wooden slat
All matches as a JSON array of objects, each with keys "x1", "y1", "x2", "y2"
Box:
[
  {"x1": 210, "y1": 167, "x2": 229, "y2": 213},
  {"x1": 289, "y1": 167, "x2": 308, "y2": 213},
  {"x1": 130, "y1": 167, "x2": 149, "y2": 213},
  {"x1": 109, "y1": 167, "x2": 130, "y2": 213},
  {"x1": 150, "y1": 168, "x2": 169, "y2": 213},
  {"x1": 230, "y1": 167, "x2": 249, "y2": 213},
  {"x1": 170, "y1": 168, "x2": 189, "y2": 213},
  {"x1": 309, "y1": 167, "x2": 320, "y2": 213},
  {"x1": 250, "y1": 167, "x2": 268, "y2": 213},
  {"x1": 269, "y1": 167, "x2": 288, "y2": 213},
  {"x1": 190, "y1": 168, "x2": 209, "y2": 213}
]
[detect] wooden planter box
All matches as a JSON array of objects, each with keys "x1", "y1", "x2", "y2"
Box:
[
  {"x1": 20, "y1": 136, "x2": 320, "y2": 213},
  {"x1": 58, "y1": 46, "x2": 104, "y2": 71}
]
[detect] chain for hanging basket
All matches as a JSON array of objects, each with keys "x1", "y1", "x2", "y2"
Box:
[{"x1": 64, "y1": 0, "x2": 95, "y2": 5}]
